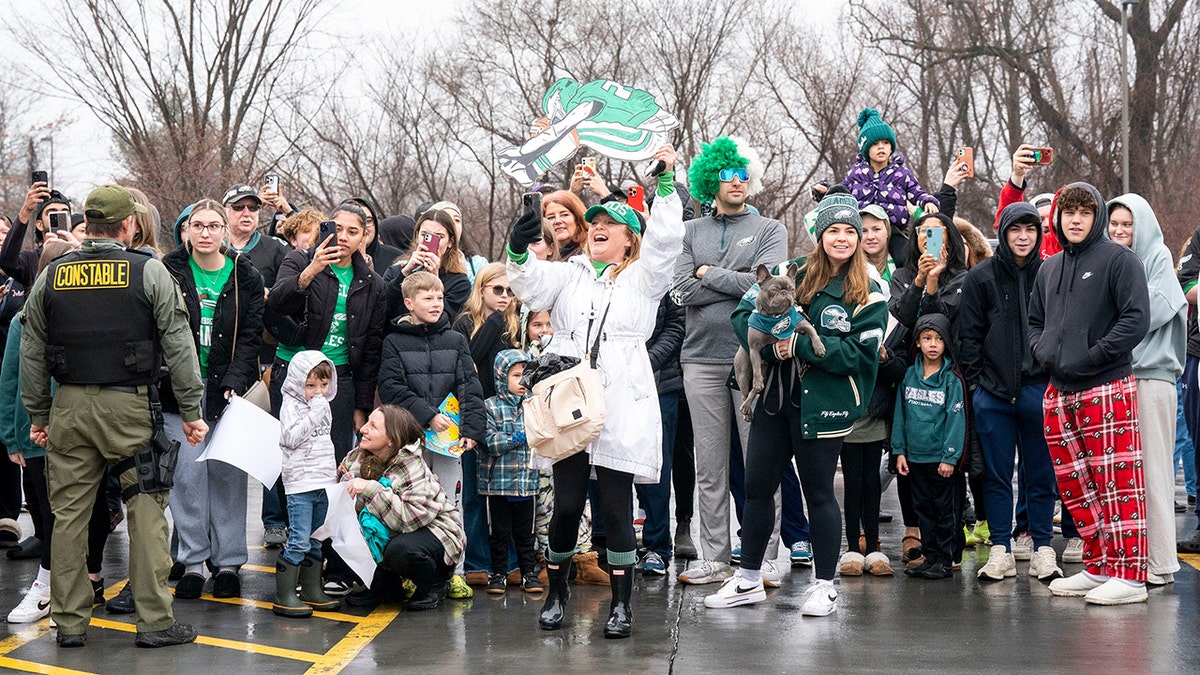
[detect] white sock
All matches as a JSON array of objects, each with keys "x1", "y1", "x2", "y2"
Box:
[
  {"x1": 735, "y1": 568, "x2": 761, "y2": 585},
  {"x1": 36, "y1": 567, "x2": 51, "y2": 586},
  {"x1": 1083, "y1": 571, "x2": 1110, "y2": 582},
  {"x1": 186, "y1": 563, "x2": 206, "y2": 576},
  {"x1": 218, "y1": 566, "x2": 238, "y2": 574}
]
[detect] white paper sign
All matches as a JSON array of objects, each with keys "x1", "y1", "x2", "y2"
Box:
[
  {"x1": 197, "y1": 396, "x2": 282, "y2": 489},
  {"x1": 313, "y1": 484, "x2": 378, "y2": 588}
]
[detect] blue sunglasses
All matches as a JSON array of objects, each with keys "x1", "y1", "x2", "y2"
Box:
[{"x1": 718, "y1": 168, "x2": 749, "y2": 182}]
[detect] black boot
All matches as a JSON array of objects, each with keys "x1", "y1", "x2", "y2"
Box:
[
  {"x1": 538, "y1": 558, "x2": 573, "y2": 630},
  {"x1": 603, "y1": 565, "x2": 634, "y2": 639}
]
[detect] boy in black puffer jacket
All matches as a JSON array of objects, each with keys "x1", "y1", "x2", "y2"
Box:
[{"x1": 378, "y1": 271, "x2": 485, "y2": 597}]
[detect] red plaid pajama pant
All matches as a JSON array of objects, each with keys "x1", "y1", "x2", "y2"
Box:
[{"x1": 1042, "y1": 375, "x2": 1148, "y2": 581}]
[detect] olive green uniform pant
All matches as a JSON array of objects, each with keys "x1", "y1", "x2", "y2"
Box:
[{"x1": 46, "y1": 385, "x2": 174, "y2": 634}]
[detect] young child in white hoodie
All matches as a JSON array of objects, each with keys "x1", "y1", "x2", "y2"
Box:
[{"x1": 273, "y1": 350, "x2": 342, "y2": 618}]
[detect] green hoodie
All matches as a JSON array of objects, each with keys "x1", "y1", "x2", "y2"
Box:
[
  {"x1": 891, "y1": 313, "x2": 966, "y2": 465},
  {"x1": 1108, "y1": 193, "x2": 1188, "y2": 383}
]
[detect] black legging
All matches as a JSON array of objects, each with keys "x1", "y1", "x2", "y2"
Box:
[
  {"x1": 547, "y1": 452, "x2": 634, "y2": 557},
  {"x1": 897, "y1": 474, "x2": 919, "y2": 528},
  {"x1": 672, "y1": 394, "x2": 695, "y2": 521},
  {"x1": 741, "y1": 401, "x2": 842, "y2": 580},
  {"x1": 24, "y1": 456, "x2": 111, "y2": 574},
  {"x1": 841, "y1": 440, "x2": 884, "y2": 553}
]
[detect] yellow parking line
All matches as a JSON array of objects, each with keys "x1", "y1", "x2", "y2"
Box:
[
  {"x1": 242, "y1": 564, "x2": 276, "y2": 574},
  {"x1": 0, "y1": 656, "x2": 97, "y2": 675},
  {"x1": 1179, "y1": 553, "x2": 1200, "y2": 570},
  {"x1": 188, "y1": 594, "x2": 367, "y2": 624},
  {"x1": 303, "y1": 604, "x2": 401, "y2": 675},
  {"x1": 88, "y1": 618, "x2": 324, "y2": 662}
]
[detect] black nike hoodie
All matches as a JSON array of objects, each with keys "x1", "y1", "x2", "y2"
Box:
[{"x1": 1027, "y1": 182, "x2": 1149, "y2": 392}]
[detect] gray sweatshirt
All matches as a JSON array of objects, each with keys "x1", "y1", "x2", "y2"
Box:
[{"x1": 670, "y1": 209, "x2": 788, "y2": 364}]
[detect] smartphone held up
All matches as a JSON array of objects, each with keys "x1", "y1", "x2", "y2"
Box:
[
  {"x1": 955, "y1": 147, "x2": 974, "y2": 178},
  {"x1": 48, "y1": 211, "x2": 70, "y2": 234},
  {"x1": 1030, "y1": 147, "x2": 1054, "y2": 165}
]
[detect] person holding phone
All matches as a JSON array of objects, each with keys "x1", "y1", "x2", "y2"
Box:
[
  {"x1": 384, "y1": 209, "x2": 471, "y2": 323},
  {"x1": 0, "y1": 179, "x2": 74, "y2": 289}
]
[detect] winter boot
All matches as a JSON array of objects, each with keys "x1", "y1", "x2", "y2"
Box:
[
  {"x1": 674, "y1": 518, "x2": 698, "y2": 560},
  {"x1": 298, "y1": 555, "x2": 340, "y2": 611},
  {"x1": 573, "y1": 551, "x2": 609, "y2": 585},
  {"x1": 603, "y1": 565, "x2": 634, "y2": 639},
  {"x1": 273, "y1": 559, "x2": 313, "y2": 618},
  {"x1": 538, "y1": 558, "x2": 573, "y2": 630}
]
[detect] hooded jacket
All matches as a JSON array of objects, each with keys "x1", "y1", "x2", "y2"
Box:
[
  {"x1": 160, "y1": 247, "x2": 265, "y2": 421},
  {"x1": 480, "y1": 349, "x2": 536, "y2": 497},
  {"x1": 958, "y1": 202, "x2": 1048, "y2": 401},
  {"x1": 346, "y1": 196, "x2": 403, "y2": 272},
  {"x1": 888, "y1": 212, "x2": 969, "y2": 346},
  {"x1": 378, "y1": 313, "x2": 486, "y2": 443},
  {"x1": 841, "y1": 152, "x2": 940, "y2": 232},
  {"x1": 1028, "y1": 182, "x2": 1150, "y2": 392},
  {"x1": 1108, "y1": 193, "x2": 1187, "y2": 383},
  {"x1": 648, "y1": 294, "x2": 684, "y2": 395},
  {"x1": 669, "y1": 208, "x2": 788, "y2": 365},
  {"x1": 891, "y1": 313, "x2": 966, "y2": 465},
  {"x1": 278, "y1": 350, "x2": 338, "y2": 494}
]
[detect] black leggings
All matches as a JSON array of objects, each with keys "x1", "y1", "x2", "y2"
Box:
[
  {"x1": 897, "y1": 474, "x2": 919, "y2": 528},
  {"x1": 25, "y1": 456, "x2": 110, "y2": 573},
  {"x1": 547, "y1": 452, "x2": 635, "y2": 557},
  {"x1": 672, "y1": 394, "x2": 695, "y2": 521},
  {"x1": 487, "y1": 496, "x2": 537, "y2": 575},
  {"x1": 741, "y1": 402, "x2": 842, "y2": 580},
  {"x1": 841, "y1": 440, "x2": 884, "y2": 553}
]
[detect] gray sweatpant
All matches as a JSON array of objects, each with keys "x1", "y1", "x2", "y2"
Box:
[
  {"x1": 1137, "y1": 378, "x2": 1181, "y2": 575},
  {"x1": 165, "y1": 411, "x2": 248, "y2": 570},
  {"x1": 683, "y1": 362, "x2": 781, "y2": 564}
]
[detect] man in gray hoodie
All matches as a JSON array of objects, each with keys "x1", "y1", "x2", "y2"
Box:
[{"x1": 670, "y1": 137, "x2": 787, "y2": 585}]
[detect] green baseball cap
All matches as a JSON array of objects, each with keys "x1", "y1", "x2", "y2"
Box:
[
  {"x1": 584, "y1": 202, "x2": 642, "y2": 235},
  {"x1": 83, "y1": 184, "x2": 147, "y2": 225}
]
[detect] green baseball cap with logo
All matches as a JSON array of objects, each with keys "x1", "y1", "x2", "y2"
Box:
[
  {"x1": 83, "y1": 184, "x2": 148, "y2": 225},
  {"x1": 584, "y1": 202, "x2": 642, "y2": 235}
]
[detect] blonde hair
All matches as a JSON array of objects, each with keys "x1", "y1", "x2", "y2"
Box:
[
  {"x1": 460, "y1": 263, "x2": 508, "y2": 338},
  {"x1": 796, "y1": 236, "x2": 872, "y2": 308},
  {"x1": 401, "y1": 270, "x2": 444, "y2": 299},
  {"x1": 38, "y1": 239, "x2": 79, "y2": 277},
  {"x1": 126, "y1": 187, "x2": 161, "y2": 255}
]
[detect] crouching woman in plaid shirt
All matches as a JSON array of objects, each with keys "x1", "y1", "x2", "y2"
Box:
[{"x1": 341, "y1": 405, "x2": 466, "y2": 611}]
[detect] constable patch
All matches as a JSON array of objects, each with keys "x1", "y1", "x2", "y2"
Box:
[{"x1": 52, "y1": 260, "x2": 130, "y2": 290}]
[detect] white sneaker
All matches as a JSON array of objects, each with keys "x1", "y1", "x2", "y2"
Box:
[
  {"x1": 1011, "y1": 533, "x2": 1034, "y2": 561},
  {"x1": 703, "y1": 575, "x2": 766, "y2": 609},
  {"x1": 1028, "y1": 546, "x2": 1063, "y2": 580},
  {"x1": 1062, "y1": 538, "x2": 1085, "y2": 564},
  {"x1": 760, "y1": 560, "x2": 784, "y2": 588},
  {"x1": 977, "y1": 545, "x2": 1016, "y2": 580},
  {"x1": 679, "y1": 560, "x2": 734, "y2": 585},
  {"x1": 1048, "y1": 571, "x2": 1107, "y2": 597},
  {"x1": 800, "y1": 579, "x2": 838, "y2": 617},
  {"x1": 1084, "y1": 578, "x2": 1147, "y2": 605},
  {"x1": 7, "y1": 580, "x2": 51, "y2": 624},
  {"x1": 1146, "y1": 572, "x2": 1175, "y2": 586}
]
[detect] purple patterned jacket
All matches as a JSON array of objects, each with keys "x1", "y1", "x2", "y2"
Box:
[{"x1": 841, "y1": 152, "x2": 939, "y2": 231}]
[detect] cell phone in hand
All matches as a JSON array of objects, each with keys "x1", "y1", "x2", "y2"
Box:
[
  {"x1": 924, "y1": 226, "x2": 944, "y2": 259},
  {"x1": 31, "y1": 170, "x2": 48, "y2": 186},
  {"x1": 522, "y1": 191, "x2": 542, "y2": 215},
  {"x1": 318, "y1": 220, "x2": 337, "y2": 247},
  {"x1": 1030, "y1": 147, "x2": 1054, "y2": 165},
  {"x1": 421, "y1": 231, "x2": 443, "y2": 254},
  {"x1": 264, "y1": 173, "x2": 280, "y2": 192},
  {"x1": 626, "y1": 185, "x2": 645, "y2": 212},
  {"x1": 48, "y1": 212, "x2": 69, "y2": 234},
  {"x1": 582, "y1": 156, "x2": 597, "y2": 176},
  {"x1": 955, "y1": 146, "x2": 974, "y2": 178}
]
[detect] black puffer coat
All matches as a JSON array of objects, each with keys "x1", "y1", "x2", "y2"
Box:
[
  {"x1": 160, "y1": 247, "x2": 265, "y2": 421},
  {"x1": 647, "y1": 295, "x2": 684, "y2": 395},
  {"x1": 378, "y1": 313, "x2": 485, "y2": 442}
]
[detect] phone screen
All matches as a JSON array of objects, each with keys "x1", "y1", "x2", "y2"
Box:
[{"x1": 925, "y1": 227, "x2": 944, "y2": 259}]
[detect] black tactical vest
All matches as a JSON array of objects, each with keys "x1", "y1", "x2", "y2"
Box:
[{"x1": 42, "y1": 247, "x2": 160, "y2": 385}]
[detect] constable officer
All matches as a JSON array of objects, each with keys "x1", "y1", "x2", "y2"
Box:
[{"x1": 20, "y1": 184, "x2": 209, "y2": 649}]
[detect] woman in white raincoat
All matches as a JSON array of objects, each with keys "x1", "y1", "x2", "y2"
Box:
[{"x1": 506, "y1": 145, "x2": 683, "y2": 640}]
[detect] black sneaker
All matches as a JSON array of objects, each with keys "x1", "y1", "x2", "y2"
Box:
[
  {"x1": 92, "y1": 578, "x2": 105, "y2": 605},
  {"x1": 917, "y1": 563, "x2": 953, "y2": 580},
  {"x1": 522, "y1": 572, "x2": 544, "y2": 594},
  {"x1": 135, "y1": 622, "x2": 196, "y2": 648},
  {"x1": 174, "y1": 573, "x2": 205, "y2": 599},
  {"x1": 486, "y1": 573, "x2": 506, "y2": 595},
  {"x1": 168, "y1": 561, "x2": 185, "y2": 582},
  {"x1": 406, "y1": 584, "x2": 447, "y2": 611},
  {"x1": 212, "y1": 571, "x2": 241, "y2": 599},
  {"x1": 57, "y1": 631, "x2": 87, "y2": 648},
  {"x1": 904, "y1": 560, "x2": 932, "y2": 577},
  {"x1": 106, "y1": 584, "x2": 136, "y2": 614}
]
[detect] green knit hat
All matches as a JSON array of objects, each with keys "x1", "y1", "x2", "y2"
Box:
[{"x1": 856, "y1": 108, "x2": 897, "y2": 158}]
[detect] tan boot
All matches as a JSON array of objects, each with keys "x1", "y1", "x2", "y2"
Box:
[{"x1": 573, "y1": 552, "x2": 610, "y2": 585}]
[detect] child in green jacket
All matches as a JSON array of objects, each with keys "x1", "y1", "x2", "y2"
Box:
[{"x1": 893, "y1": 313, "x2": 965, "y2": 580}]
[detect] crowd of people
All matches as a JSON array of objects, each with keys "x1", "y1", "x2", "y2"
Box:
[{"x1": 0, "y1": 106, "x2": 1195, "y2": 648}]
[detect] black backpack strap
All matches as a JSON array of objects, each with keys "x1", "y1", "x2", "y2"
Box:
[{"x1": 587, "y1": 303, "x2": 611, "y2": 369}]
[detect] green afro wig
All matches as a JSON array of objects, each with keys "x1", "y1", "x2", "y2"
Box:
[{"x1": 687, "y1": 135, "x2": 765, "y2": 204}]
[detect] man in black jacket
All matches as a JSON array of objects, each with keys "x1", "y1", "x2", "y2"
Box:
[
  {"x1": 960, "y1": 202, "x2": 1061, "y2": 582},
  {"x1": 1027, "y1": 182, "x2": 1150, "y2": 605}
]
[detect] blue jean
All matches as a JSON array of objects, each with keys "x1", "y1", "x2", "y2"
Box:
[
  {"x1": 635, "y1": 392, "x2": 679, "y2": 558},
  {"x1": 975, "y1": 385, "x2": 1057, "y2": 550},
  {"x1": 730, "y1": 428, "x2": 809, "y2": 546},
  {"x1": 1176, "y1": 377, "x2": 1197, "y2": 496},
  {"x1": 460, "y1": 449, "x2": 491, "y2": 573},
  {"x1": 282, "y1": 490, "x2": 328, "y2": 566},
  {"x1": 1183, "y1": 355, "x2": 1200, "y2": 527}
]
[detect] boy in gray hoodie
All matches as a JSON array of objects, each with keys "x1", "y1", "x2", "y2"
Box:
[{"x1": 273, "y1": 350, "x2": 341, "y2": 618}]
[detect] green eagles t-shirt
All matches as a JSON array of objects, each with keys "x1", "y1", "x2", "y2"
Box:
[
  {"x1": 189, "y1": 256, "x2": 235, "y2": 377},
  {"x1": 322, "y1": 264, "x2": 354, "y2": 366}
]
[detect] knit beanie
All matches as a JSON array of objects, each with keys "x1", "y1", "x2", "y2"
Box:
[
  {"x1": 856, "y1": 108, "x2": 897, "y2": 158},
  {"x1": 813, "y1": 200, "x2": 863, "y2": 240}
]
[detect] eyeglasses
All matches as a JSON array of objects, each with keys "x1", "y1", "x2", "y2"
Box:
[
  {"x1": 188, "y1": 222, "x2": 226, "y2": 234},
  {"x1": 718, "y1": 168, "x2": 749, "y2": 182},
  {"x1": 489, "y1": 285, "x2": 514, "y2": 298},
  {"x1": 230, "y1": 204, "x2": 261, "y2": 213}
]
